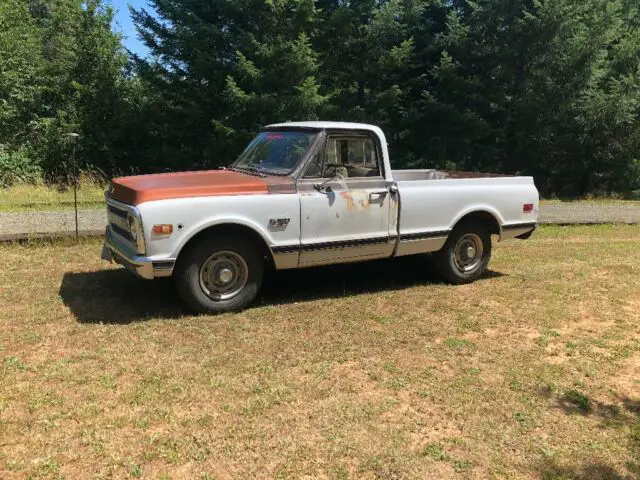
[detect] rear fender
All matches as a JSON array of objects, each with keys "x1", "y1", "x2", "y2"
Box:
[{"x1": 448, "y1": 205, "x2": 505, "y2": 235}]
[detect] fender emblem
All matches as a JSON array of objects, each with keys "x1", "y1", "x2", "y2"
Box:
[{"x1": 269, "y1": 218, "x2": 290, "y2": 229}]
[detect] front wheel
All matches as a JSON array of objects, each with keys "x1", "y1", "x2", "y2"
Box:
[
  {"x1": 174, "y1": 236, "x2": 264, "y2": 313},
  {"x1": 435, "y1": 221, "x2": 492, "y2": 284}
]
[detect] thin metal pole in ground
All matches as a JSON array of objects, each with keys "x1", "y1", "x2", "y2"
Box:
[{"x1": 67, "y1": 133, "x2": 80, "y2": 242}]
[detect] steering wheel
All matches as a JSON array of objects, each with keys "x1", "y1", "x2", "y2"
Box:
[{"x1": 323, "y1": 163, "x2": 347, "y2": 177}]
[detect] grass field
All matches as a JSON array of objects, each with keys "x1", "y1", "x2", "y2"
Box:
[
  {"x1": 1, "y1": 225, "x2": 639, "y2": 479},
  {"x1": 0, "y1": 182, "x2": 105, "y2": 212},
  {"x1": 540, "y1": 199, "x2": 640, "y2": 206}
]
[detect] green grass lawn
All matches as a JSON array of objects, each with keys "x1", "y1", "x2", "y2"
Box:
[
  {"x1": 0, "y1": 183, "x2": 105, "y2": 212},
  {"x1": 540, "y1": 198, "x2": 640, "y2": 205},
  {"x1": 0, "y1": 225, "x2": 639, "y2": 479}
]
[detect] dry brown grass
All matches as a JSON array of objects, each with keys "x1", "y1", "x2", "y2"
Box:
[{"x1": 1, "y1": 225, "x2": 639, "y2": 479}]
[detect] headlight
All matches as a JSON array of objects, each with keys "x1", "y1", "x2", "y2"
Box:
[{"x1": 127, "y1": 214, "x2": 138, "y2": 241}]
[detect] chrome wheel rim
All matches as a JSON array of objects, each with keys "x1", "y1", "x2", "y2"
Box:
[
  {"x1": 453, "y1": 233, "x2": 484, "y2": 273},
  {"x1": 199, "y1": 251, "x2": 248, "y2": 301}
]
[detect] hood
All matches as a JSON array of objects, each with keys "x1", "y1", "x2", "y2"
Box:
[{"x1": 109, "y1": 170, "x2": 271, "y2": 206}]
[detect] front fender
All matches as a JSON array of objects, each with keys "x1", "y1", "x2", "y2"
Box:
[
  {"x1": 137, "y1": 194, "x2": 301, "y2": 262},
  {"x1": 170, "y1": 215, "x2": 274, "y2": 259}
]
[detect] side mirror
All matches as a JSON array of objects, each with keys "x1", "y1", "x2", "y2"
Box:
[
  {"x1": 314, "y1": 168, "x2": 346, "y2": 192},
  {"x1": 314, "y1": 182, "x2": 332, "y2": 193}
]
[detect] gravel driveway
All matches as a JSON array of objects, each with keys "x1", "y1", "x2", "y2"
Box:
[
  {"x1": 0, "y1": 203, "x2": 638, "y2": 241},
  {"x1": 538, "y1": 203, "x2": 640, "y2": 224},
  {"x1": 0, "y1": 209, "x2": 107, "y2": 240}
]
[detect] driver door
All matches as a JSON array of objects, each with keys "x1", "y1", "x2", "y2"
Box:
[{"x1": 297, "y1": 133, "x2": 394, "y2": 267}]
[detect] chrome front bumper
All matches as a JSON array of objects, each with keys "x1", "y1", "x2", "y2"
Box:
[{"x1": 102, "y1": 227, "x2": 174, "y2": 280}]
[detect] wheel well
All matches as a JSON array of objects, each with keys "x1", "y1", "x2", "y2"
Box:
[
  {"x1": 176, "y1": 223, "x2": 275, "y2": 269},
  {"x1": 453, "y1": 211, "x2": 501, "y2": 236}
]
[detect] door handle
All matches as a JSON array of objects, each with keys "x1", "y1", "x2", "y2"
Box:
[{"x1": 369, "y1": 190, "x2": 388, "y2": 201}]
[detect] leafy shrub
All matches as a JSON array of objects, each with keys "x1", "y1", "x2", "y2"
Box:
[{"x1": 0, "y1": 146, "x2": 42, "y2": 187}]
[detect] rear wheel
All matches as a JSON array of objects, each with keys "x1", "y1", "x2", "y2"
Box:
[
  {"x1": 435, "y1": 221, "x2": 492, "y2": 284},
  {"x1": 174, "y1": 236, "x2": 264, "y2": 313}
]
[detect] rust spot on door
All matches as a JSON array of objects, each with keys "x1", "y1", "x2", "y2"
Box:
[{"x1": 340, "y1": 191, "x2": 370, "y2": 211}]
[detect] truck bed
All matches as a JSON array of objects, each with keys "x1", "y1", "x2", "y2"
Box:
[{"x1": 392, "y1": 169, "x2": 539, "y2": 244}]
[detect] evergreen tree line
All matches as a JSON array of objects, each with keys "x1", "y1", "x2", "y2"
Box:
[{"x1": 1, "y1": 0, "x2": 640, "y2": 196}]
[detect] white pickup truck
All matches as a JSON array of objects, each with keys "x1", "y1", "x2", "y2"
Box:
[{"x1": 102, "y1": 121, "x2": 539, "y2": 313}]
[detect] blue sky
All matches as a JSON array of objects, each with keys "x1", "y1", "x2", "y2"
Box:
[{"x1": 109, "y1": 0, "x2": 150, "y2": 57}]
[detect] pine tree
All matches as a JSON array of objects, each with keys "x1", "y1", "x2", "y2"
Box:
[
  {"x1": 132, "y1": 0, "x2": 326, "y2": 169},
  {"x1": 315, "y1": 0, "x2": 420, "y2": 158},
  {"x1": 409, "y1": 0, "x2": 640, "y2": 195}
]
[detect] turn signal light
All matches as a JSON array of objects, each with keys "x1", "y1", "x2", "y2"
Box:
[
  {"x1": 523, "y1": 203, "x2": 534, "y2": 213},
  {"x1": 152, "y1": 224, "x2": 173, "y2": 235}
]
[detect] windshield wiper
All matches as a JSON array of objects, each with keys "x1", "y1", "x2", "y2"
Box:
[{"x1": 227, "y1": 166, "x2": 267, "y2": 178}]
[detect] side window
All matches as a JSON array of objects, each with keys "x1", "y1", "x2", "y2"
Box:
[
  {"x1": 303, "y1": 135, "x2": 381, "y2": 179},
  {"x1": 329, "y1": 136, "x2": 380, "y2": 178}
]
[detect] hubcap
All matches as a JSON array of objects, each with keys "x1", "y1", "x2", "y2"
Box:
[
  {"x1": 453, "y1": 233, "x2": 484, "y2": 273},
  {"x1": 199, "y1": 251, "x2": 248, "y2": 301},
  {"x1": 218, "y1": 268, "x2": 233, "y2": 284}
]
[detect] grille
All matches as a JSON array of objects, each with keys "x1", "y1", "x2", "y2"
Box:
[
  {"x1": 111, "y1": 223, "x2": 133, "y2": 241},
  {"x1": 107, "y1": 203, "x2": 134, "y2": 242},
  {"x1": 108, "y1": 205, "x2": 127, "y2": 219}
]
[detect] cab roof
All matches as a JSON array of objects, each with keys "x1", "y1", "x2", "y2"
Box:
[{"x1": 265, "y1": 121, "x2": 384, "y2": 137}]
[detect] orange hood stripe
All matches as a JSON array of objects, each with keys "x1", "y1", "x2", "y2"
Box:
[{"x1": 110, "y1": 170, "x2": 272, "y2": 205}]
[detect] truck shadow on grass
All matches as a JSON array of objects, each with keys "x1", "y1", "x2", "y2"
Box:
[
  {"x1": 535, "y1": 387, "x2": 640, "y2": 479},
  {"x1": 60, "y1": 255, "x2": 505, "y2": 324},
  {"x1": 59, "y1": 270, "x2": 183, "y2": 323},
  {"x1": 536, "y1": 461, "x2": 637, "y2": 480}
]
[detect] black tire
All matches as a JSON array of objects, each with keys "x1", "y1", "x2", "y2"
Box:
[
  {"x1": 435, "y1": 220, "x2": 492, "y2": 284},
  {"x1": 174, "y1": 235, "x2": 264, "y2": 314}
]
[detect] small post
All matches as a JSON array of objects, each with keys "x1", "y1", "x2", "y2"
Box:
[{"x1": 67, "y1": 133, "x2": 80, "y2": 242}]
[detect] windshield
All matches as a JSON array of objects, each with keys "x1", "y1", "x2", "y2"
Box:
[{"x1": 232, "y1": 131, "x2": 316, "y2": 175}]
